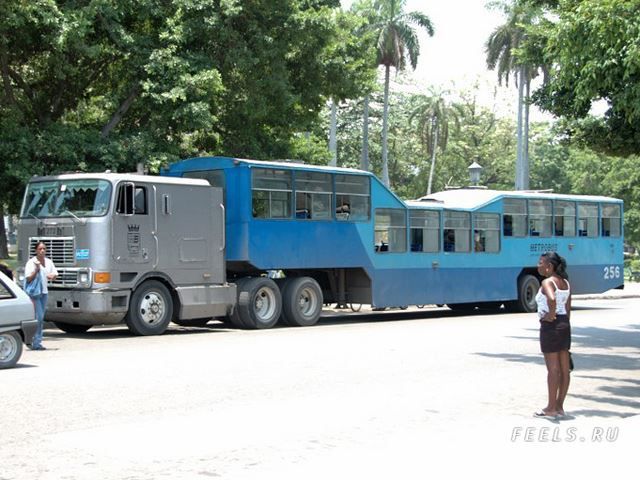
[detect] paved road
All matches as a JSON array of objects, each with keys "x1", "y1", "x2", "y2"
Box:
[{"x1": 1, "y1": 296, "x2": 638, "y2": 480}]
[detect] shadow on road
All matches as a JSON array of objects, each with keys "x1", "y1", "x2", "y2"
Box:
[{"x1": 475, "y1": 322, "x2": 640, "y2": 418}]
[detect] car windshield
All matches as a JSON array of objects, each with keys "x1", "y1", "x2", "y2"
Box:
[{"x1": 21, "y1": 179, "x2": 112, "y2": 218}]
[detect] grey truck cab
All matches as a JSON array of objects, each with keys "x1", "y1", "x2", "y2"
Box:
[{"x1": 16, "y1": 173, "x2": 235, "y2": 335}]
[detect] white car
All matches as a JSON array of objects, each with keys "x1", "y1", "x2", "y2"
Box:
[{"x1": 0, "y1": 270, "x2": 38, "y2": 369}]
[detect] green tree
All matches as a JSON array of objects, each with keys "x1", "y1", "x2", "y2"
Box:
[
  {"x1": 485, "y1": 0, "x2": 545, "y2": 190},
  {"x1": 369, "y1": 0, "x2": 434, "y2": 186},
  {"x1": 528, "y1": 0, "x2": 640, "y2": 155},
  {"x1": 410, "y1": 92, "x2": 460, "y2": 194}
]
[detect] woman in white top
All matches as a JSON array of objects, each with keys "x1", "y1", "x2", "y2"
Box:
[
  {"x1": 24, "y1": 241, "x2": 58, "y2": 350},
  {"x1": 534, "y1": 251, "x2": 572, "y2": 418}
]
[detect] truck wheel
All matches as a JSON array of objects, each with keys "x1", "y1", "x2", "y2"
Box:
[
  {"x1": 506, "y1": 274, "x2": 540, "y2": 313},
  {"x1": 0, "y1": 331, "x2": 23, "y2": 369},
  {"x1": 280, "y1": 277, "x2": 323, "y2": 327},
  {"x1": 232, "y1": 277, "x2": 282, "y2": 329},
  {"x1": 126, "y1": 280, "x2": 173, "y2": 335},
  {"x1": 53, "y1": 322, "x2": 92, "y2": 334}
]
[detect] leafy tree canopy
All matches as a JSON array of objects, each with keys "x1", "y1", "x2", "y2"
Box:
[{"x1": 528, "y1": 0, "x2": 640, "y2": 155}]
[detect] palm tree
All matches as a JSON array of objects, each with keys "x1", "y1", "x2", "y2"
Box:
[
  {"x1": 485, "y1": 1, "x2": 542, "y2": 190},
  {"x1": 372, "y1": 0, "x2": 434, "y2": 187},
  {"x1": 411, "y1": 93, "x2": 459, "y2": 194}
]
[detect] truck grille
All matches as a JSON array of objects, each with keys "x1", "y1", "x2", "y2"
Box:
[
  {"x1": 29, "y1": 237, "x2": 75, "y2": 266},
  {"x1": 50, "y1": 269, "x2": 79, "y2": 287}
]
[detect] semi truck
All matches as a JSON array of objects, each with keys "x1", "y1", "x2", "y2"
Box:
[{"x1": 17, "y1": 173, "x2": 236, "y2": 335}]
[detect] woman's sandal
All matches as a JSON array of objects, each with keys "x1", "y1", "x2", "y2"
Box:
[{"x1": 534, "y1": 410, "x2": 559, "y2": 418}]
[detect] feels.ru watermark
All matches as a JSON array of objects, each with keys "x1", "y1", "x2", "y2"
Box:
[{"x1": 511, "y1": 426, "x2": 619, "y2": 443}]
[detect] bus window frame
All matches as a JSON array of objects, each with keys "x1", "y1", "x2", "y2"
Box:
[
  {"x1": 553, "y1": 200, "x2": 576, "y2": 237},
  {"x1": 409, "y1": 209, "x2": 440, "y2": 253},
  {"x1": 251, "y1": 168, "x2": 293, "y2": 220},
  {"x1": 503, "y1": 198, "x2": 527, "y2": 237},
  {"x1": 601, "y1": 203, "x2": 621, "y2": 237},
  {"x1": 294, "y1": 170, "x2": 333, "y2": 221},
  {"x1": 473, "y1": 212, "x2": 501, "y2": 253},
  {"x1": 528, "y1": 199, "x2": 552, "y2": 237},
  {"x1": 335, "y1": 174, "x2": 370, "y2": 222},
  {"x1": 375, "y1": 208, "x2": 407, "y2": 253},
  {"x1": 443, "y1": 210, "x2": 471, "y2": 253},
  {"x1": 577, "y1": 202, "x2": 599, "y2": 237}
]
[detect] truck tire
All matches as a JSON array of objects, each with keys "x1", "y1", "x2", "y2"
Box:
[
  {"x1": 280, "y1": 277, "x2": 323, "y2": 327},
  {"x1": 506, "y1": 274, "x2": 540, "y2": 313},
  {"x1": 231, "y1": 277, "x2": 282, "y2": 329},
  {"x1": 53, "y1": 322, "x2": 92, "y2": 334},
  {"x1": 0, "y1": 331, "x2": 23, "y2": 369},
  {"x1": 126, "y1": 280, "x2": 173, "y2": 335}
]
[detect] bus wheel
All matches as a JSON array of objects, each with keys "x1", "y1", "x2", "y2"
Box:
[
  {"x1": 232, "y1": 277, "x2": 282, "y2": 329},
  {"x1": 126, "y1": 280, "x2": 173, "y2": 335},
  {"x1": 507, "y1": 274, "x2": 540, "y2": 313},
  {"x1": 280, "y1": 277, "x2": 323, "y2": 327},
  {"x1": 53, "y1": 322, "x2": 92, "y2": 334}
]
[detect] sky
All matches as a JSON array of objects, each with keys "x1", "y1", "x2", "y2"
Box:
[{"x1": 341, "y1": 0, "x2": 547, "y2": 120}]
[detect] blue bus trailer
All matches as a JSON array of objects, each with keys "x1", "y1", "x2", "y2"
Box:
[
  {"x1": 161, "y1": 156, "x2": 624, "y2": 328},
  {"x1": 15, "y1": 157, "x2": 624, "y2": 335}
]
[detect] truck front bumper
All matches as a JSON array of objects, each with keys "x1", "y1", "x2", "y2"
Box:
[{"x1": 45, "y1": 289, "x2": 130, "y2": 325}]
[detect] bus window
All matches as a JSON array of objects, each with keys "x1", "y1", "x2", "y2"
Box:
[
  {"x1": 474, "y1": 213, "x2": 500, "y2": 252},
  {"x1": 295, "y1": 171, "x2": 332, "y2": 220},
  {"x1": 554, "y1": 201, "x2": 576, "y2": 236},
  {"x1": 601, "y1": 204, "x2": 621, "y2": 237},
  {"x1": 503, "y1": 198, "x2": 527, "y2": 237},
  {"x1": 528, "y1": 199, "x2": 552, "y2": 237},
  {"x1": 252, "y1": 169, "x2": 292, "y2": 219},
  {"x1": 578, "y1": 202, "x2": 599, "y2": 237},
  {"x1": 336, "y1": 175, "x2": 370, "y2": 221},
  {"x1": 375, "y1": 209, "x2": 406, "y2": 253},
  {"x1": 410, "y1": 210, "x2": 440, "y2": 252},
  {"x1": 443, "y1": 211, "x2": 471, "y2": 252}
]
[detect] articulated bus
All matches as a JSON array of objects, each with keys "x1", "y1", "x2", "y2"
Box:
[
  {"x1": 161, "y1": 156, "x2": 624, "y2": 326},
  {"x1": 15, "y1": 156, "x2": 624, "y2": 335}
]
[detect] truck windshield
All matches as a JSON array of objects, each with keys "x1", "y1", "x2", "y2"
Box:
[{"x1": 21, "y1": 180, "x2": 112, "y2": 218}]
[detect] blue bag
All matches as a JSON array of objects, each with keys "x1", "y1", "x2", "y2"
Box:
[{"x1": 24, "y1": 271, "x2": 43, "y2": 298}]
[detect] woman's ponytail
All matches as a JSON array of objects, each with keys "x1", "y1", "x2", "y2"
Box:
[{"x1": 542, "y1": 251, "x2": 569, "y2": 279}]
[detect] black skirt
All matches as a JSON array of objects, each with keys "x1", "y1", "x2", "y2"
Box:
[{"x1": 540, "y1": 314, "x2": 571, "y2": 353}]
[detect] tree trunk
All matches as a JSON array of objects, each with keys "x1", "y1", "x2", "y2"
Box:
[
  {"x1": 329, "y1": 99, "x2": 337, "y2": 167},
  {"x1": 523, "y1": 75, "x2": 531, "y2": 190},
  {"x1": 0, "y1": 204, "x2": 8, "y2": 259},
  {"x1": 515, "y1": 66, "x2": 525, "y2": 190},
  {"x1": 381, "y1": 66, "x2": 391, "y2": 187},
  {"x1": 427, "y1": 116, "x2": 439, "y2": 195},
  {"x1": 361, "y1": 94, "x2": 370, "y2": 171},
  {"x1": 101, "y1": 85, "x2": 139, "y2": 138}
]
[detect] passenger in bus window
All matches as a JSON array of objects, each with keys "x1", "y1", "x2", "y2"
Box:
[
  {"x1": 474, "y1": 231, "x2": 483, "y2": 252},
  {"x1": 534, "y1": 251, "x2": 572, "y2": 419},
  {"x1": 444, "y1": 230, "x2": 455, "y2": 252},
  {"x1": 336, "y1": 201, "x2": 350, "y2": 220}
]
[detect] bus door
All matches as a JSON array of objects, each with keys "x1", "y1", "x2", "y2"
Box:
[{"x1": 112, "y1": 182, "x2": 158, "y2": 266}]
